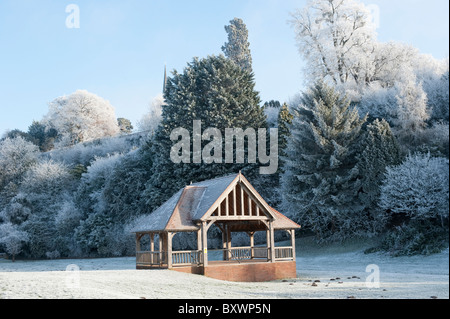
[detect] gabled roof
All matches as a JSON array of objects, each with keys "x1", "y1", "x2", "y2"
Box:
[{"x1": 132, "y1": 173, "x2": 300, "y2": 233}]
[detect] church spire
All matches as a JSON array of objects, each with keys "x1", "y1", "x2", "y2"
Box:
[{"x1": 163, "y1": 65, "x2": 167, "y2": 94}]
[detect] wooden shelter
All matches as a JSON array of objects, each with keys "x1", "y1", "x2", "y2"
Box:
[{"x1": 132, "y1": 173, "x2": 300, "y2": 282}]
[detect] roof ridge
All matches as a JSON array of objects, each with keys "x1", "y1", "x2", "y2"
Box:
[{"x1": 190, "y1": 173, "x2": 238, "y2": 186}]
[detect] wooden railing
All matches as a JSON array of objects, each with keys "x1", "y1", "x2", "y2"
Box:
[
  {"x1": 274, "y1": 247, "x2": 293, "y2": 260},
  {"x1": 136, "y1": 246, "x2": 294, "y2": 267},
  {"x1": 136, "y1": 251, "x2": 166, "y2": 266},
  {"x1": 210, "y1": 247, "x2": 269, "y2": 261},
  {"x1": 172, "y1": 250, "x2": 202, "y2": 266}
]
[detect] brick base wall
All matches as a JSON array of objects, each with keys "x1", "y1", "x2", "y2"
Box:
[{"x1": 172, "y1": 261, "x2": 297, "y2": 282}]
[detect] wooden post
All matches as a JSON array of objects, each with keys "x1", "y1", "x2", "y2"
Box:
[
  {"x1": 240, "y1": 185, "x2": 244, "y2": 216},
  {"x1": 158, "y1": 233, "x2": 163, "y2": 267},
  {"x1": 225, "y1": 194, "x2": 229, "y2": 217},
  {"x1": 269, "y1": 221, "x2": 275, "y2": 263},
  {"x1": 167, "y1": 232, "x2": 173, "y2": 269},
  {"x1": 135, "y1": 234, "x2": 141, "y2": 253},
  {"x1": 201, "y1": 221, "x2": 208, "y2": 267},
  {"x1": 249, "y1": 231, "x2": 255, "y2": 259},
  {"x1": 233, "y1": 186, "x2": 237, "y2": 216},
  {"x1": 290, "y1": 229, "x2": 296, "y2": 260},
  {"x1": 226, "y1": 226, "x2": 232, "y2": 260},
  {"x1": 222, "y1": 225, "x2": 227, "y2": 261},
  {"x1": 150, "y1": 233, "x2": 155, "y2": 264}
]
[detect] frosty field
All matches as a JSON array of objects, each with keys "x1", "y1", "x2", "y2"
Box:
[{"x1": 0, "y1": 238, "x2": 448, "y2": 299}]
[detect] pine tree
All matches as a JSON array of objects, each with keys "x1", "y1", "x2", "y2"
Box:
[
  {"x1": 222, "y1": 18, "x2": 253, "y2": 73},
  {"x1": 357, "y1": 119, "x2": 401, "y2": 212},
  {"x1": 277, "y1": 103, "x2": 293, "y2": 168},
  {"x1": 143, "y1": 55, "x2": 266, "y2": 210},
  {"x1": 281, "y1": 81, "x2": 368, "y2": 241}
]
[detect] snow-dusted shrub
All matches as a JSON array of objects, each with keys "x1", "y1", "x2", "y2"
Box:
[
  {"x1": 20, "y1": 160, "x2": 73, "y2": 196},
  {"x1": 0, "y1": 222, "x2": 29, "y2": 261},
  {"x1": 359, "y1": 84, "x2": 398, "y2": 122},
  {"x1": 43, "y1": 133, "x2": 144, "y2": 166},
  {"x1": 0, "y1": 193, "x2": 32, "y2": 224},
  {"x1": 0, "y1": 137, "x2": 39, "y2": 199},
  {"x1": 74, "y1": 153, "x2": 124, "y2": 216},
  {"x1": 380, "y1": 221, "x2": 448, "y2": 256},
  {"x1": 380, "y1": 153, "x2": 449, "y2": 224},
  {"x1": 378, "y1": 153, "x2": 449, "y2": 255},
  {"x1": 10, "y1": 159, "x2": 78, "y2": 259}
]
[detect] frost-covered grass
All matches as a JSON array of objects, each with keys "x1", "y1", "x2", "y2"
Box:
[{"x1": 0, "y1": 237, "x2": 448, "y2": 299}]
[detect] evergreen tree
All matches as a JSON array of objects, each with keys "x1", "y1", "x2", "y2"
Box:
[
  {"x1": 222, "y1": 18, "x2": 253, "y2": 73},
  {"x1": 357, "y1": 119, "x2": 401, "y2": 214},
  {"x1": 281, "y1": 81, "x2": 368, "y2": 241},
  {"x1": 143, "y1": 55, "x2": 266, "y2": 210},
  {"x1": 27, "y1": 121, "x2": 58, "y2": 152},
  {"x1": 117, "y1": 118, "x2": 133, "y2": 134},
  {"x1": 277, "y1": 103, "x2": 293, "y2": 169}
]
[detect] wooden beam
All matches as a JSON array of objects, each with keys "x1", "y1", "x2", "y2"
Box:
[
  {"x1": 222, "y1": 225, "x2": 227, "y2": 261},
  {"x1": 201, "y1": 221, "x2": 208, "y2": 267},
  {"x1": 196, "y1": 229, "x2": 202, "y2": 251},
  {"x1": 150, "y1": 233, "x2": 155, "y2": 264},
  {"x1": 233, "y1": 186, "x2": 237, "y2": 216},
  {"x1": 135, "y1": 234, "x2": 141, "y2": 253},
  {"x1": 291, "y1": 229, "x2": 296, "y2": 260},
  {"x1": 158, "y1": 233, "x2": 163, "y2": 267},
  {"x1": 240, "y1": 184, "x2": 244, "y2": 216},
  {"x1": 269, "y1": 221, "x2": 275, "y2": 263},
  {"x1": 225, "y1": 194, "x2": 229, "y2": 217},
  {"x1": 248, "y1": 231, "x2": 255, "y2": 259},
  {"x1": 226, "y1": 225, "x2": 232, "y2": 260},
  {"x1": 204, "y1": 216, "x2": 270, "y2": 223},
  {"x1": 167, "y1": 232, "x2": 173, "y2": 269}
]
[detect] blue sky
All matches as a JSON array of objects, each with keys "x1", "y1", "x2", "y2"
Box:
[{"x1": 0, "y1": 0, "x2": 448, "y2": 136}]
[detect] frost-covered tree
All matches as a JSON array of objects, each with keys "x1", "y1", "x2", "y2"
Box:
[
  {"x1": 263, "y1": 100, "x2": 282, "y2": 128},
  {"x1": 378, "y1": 153, "x2": 449, "y2": 255},
  {"x1": 394, "y1": 77, "x2": 429, "y2": 131},
  {"x1": 43, "y1": 90, "x2": 120, "y2": 147},
  {"x1": 117, "y1": 118, "x2": 133, "y2": 134},
  {"x1": 290, "y1": 0, "x2": 377, "y2": 87},
  {"x1": 0, "y1": 137, "x2": 39, "y2": 204},
  {"x1": 74, "y1": 154, "x2": 124, "y2": 219},
  {"x1": 222, "y1": 18, "x2": 253, "y2": 73},
  {"x1": 380, "y1": 153, "x2": 449, "y2": 226},
  {"x1": 426, "y1": 70, "x2": 449, "y2": 123},
  {"x1": 13, "y1": 160, "x2": 76, "y2": 258},
  {"x1": 281, "y1": 81, "x2": 368, "y2": 241},
  {"x1": 101, "y1": 146, "x2": 155, "y2": 224},
  {"x1": 0, "y1": 223, "x2": 29, "y2": 262},
  {"x1": 136, "y1": 94, "x2": 164, "y2": 134}
]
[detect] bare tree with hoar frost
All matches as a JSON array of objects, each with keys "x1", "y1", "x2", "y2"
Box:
[
  {"x1": 290, "y1": 0, "x2": 378, "y2": 87},
  {"x1": 44, "y1": 90, "x2": 120, "y2": 148}
]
